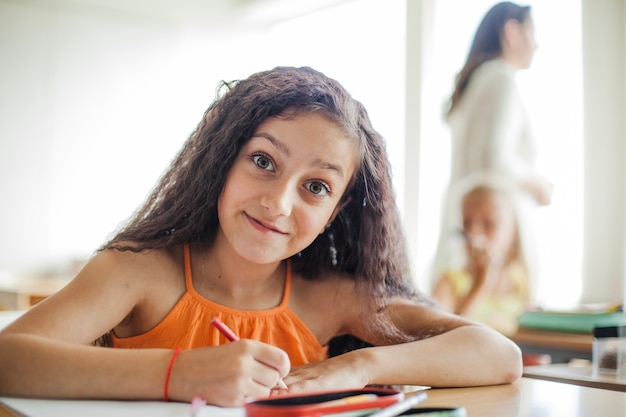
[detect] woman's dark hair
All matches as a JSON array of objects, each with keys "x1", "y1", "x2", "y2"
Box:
[
  {"x1": 102, "y1": 66, "x2": 416, "y2": 309},
  {"x1": 447, "y1": 2, "x2": 531, "y2": 117}
]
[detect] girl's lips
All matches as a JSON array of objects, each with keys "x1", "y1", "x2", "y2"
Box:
[{"x1": 246, "y1": 213, "x2": 287, "y2": 235}]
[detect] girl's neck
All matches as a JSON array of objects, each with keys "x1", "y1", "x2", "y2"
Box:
[{"x1": 191, "y1": 241, "x2": 286, "y2": 310}]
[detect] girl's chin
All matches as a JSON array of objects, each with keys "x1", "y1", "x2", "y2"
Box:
[{"x1": 233, "y1": 249, "x2": 290, "y2": 265}]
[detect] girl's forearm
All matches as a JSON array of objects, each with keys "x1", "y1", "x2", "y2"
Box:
[
  {"x1": 0, "y1": 333, "x2": 171, "y2": 399},
  {"x1": 355, "y1": 325, "x2": 522, "y2": 387}
]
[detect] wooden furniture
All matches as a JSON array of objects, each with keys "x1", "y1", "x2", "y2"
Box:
[
  {"x1": 523, "y1": 363, "x2": 626, "y2": 392},
  {"x1": 0, "y1": 277, "x2": 69, "y2": 310},
  {"x1": 511, "y1": 327, "x2": 593, "y2": 363},
  {"x1": 2, "y1": 378, "x2": 625, "y2": 417}
]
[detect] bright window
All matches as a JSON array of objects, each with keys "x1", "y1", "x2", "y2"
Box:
[{"x1": 416, "y1": 0, "x2": 583, "y2": 308}]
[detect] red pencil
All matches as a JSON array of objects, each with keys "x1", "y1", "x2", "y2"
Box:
[
  {"x1": 210, "y1": 317, "x2": 289, "y2": 390},
  {"x1": 210, "y1": 317, "x2": 239, "y2": 342}
]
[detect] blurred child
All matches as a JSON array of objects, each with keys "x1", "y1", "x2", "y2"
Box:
[{"x1": 432, "y1": 175, "x2": 529, "y2": 336}]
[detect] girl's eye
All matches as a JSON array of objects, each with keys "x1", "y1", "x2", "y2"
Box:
[
  {"x1": 304, "y1": 181, "x2": 331, "y2": 196},
  {"x1": 252, "y1": 154, "x2": 274, "y2": 171}
]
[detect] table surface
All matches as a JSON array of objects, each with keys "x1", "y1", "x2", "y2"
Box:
[
  {"x1": 420, "y1": 378, "x2": 625, "y2": 417},
  {"x1": 1, "y1": 378, "x2": 625, "y2": 417},
  {"x1": 523, "y1": 363, "x2": 626, "y2": 392}
]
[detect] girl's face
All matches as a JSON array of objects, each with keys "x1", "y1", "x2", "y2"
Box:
[
  {"x1": 461, "y1": 188, "x2": 517, "y2": 256},
  {"x1": 217, "y1": 112, "x2": 358, "y2": 265}
]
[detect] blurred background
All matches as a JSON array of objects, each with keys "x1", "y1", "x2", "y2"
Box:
[{"x1": 0, "y1": 0, "x2": 623, "y2": 311}]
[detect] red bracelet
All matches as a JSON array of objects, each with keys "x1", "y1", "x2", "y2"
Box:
[{"x1": 164, "y1": 348, "x2": 183, "y2": 402}]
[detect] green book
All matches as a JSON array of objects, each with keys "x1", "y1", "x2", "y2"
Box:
[{"x1": 517, "y1": 310, "x2": 626, "y2": 333}]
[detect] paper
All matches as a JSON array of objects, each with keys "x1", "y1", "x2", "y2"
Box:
[
  {"x1": 1, "y1": 387, "x2": 430, "y2": 416},
  {"x1": 0, "y1": 397, "x2": 244, "y2": 417}
]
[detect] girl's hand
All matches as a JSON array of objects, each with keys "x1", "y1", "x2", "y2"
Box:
[
  {"x1": 465, "y1": 234, "x2": 492, "y2": 284},
  {"x1": 281, "y1": 352, "x2": 369, "y2": 394},
  {"x1": 167, "y1": 340, "x2": 290, "y2": 406}
]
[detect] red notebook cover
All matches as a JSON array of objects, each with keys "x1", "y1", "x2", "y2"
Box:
[{"x1": 245, "y1": 387, "x2": 403, "y2": 417}]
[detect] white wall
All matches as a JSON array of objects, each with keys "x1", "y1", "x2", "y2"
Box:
[
  {"x1": 0, "y1": 0, "x2": 264, "y2": 272},
  {"x1": 0, "y1": 0, "x2": 405, "y2": 275},
  {"x1": 581, "y1": 0, "x2": 626, "y2": 304}
]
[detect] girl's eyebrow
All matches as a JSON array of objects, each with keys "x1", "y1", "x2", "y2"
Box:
[
  {"x1": 252, "y1": 132, "x2": 290, "y2": 157},
  {"x1": 312, "y1": 158, "x2": 345, "y2": 177},
  {"x1": 251, "y1": 132, "x2": 346, "y2": 177}
]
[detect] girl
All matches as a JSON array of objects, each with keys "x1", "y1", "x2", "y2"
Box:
[
  {"x1": 0, "y1": 66, "x2": 522, "y2": 407},
  {"x1": 432, "y1": 175, "x2": 530, "y2": 336}
]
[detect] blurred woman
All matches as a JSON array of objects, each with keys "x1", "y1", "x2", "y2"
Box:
[{"x1": 433, "y1": 2, "x2": 552, "y2": 308}]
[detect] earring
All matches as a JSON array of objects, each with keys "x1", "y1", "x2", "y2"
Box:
[{"x1": 326, "y1": 224, "x2": 338, "y2": 266}]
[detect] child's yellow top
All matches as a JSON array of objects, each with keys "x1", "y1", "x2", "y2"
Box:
[
  {"x1": 442, "y1": 261, "x2": 528, "y2": 336},
  {"x1": 111, "y1": 244, "x2": 328, "y2": 366}
]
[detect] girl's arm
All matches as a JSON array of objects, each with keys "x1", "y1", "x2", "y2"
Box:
[
  {"x1": 360, "y1": 300, "x2": 522, "y2": 387},
  {"x1": 455, "y1": 255, "x2": 493, "y2": 316},
  {"x1": 0, "y1": 249, "x2": 289, "y2": 405},
  {"x1": 286, "y1": 297, "x2": 522, "y2": 392},
  {"x1": 0, "y1": 249, "x2": 172, "y2": 399},
  {"x1": 431, "y1": 276, "x2": 456, "y2": 312}
]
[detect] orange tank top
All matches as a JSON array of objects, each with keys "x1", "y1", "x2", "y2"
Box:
[{"x1": 111, "y1": 244, "x2": 327, "y2": 366}]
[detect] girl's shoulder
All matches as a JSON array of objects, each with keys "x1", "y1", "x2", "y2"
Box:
[
  {"x1": 289, "y1": 272, "x2": 366, "y2": 339},
  {"x1": 81, "y1": 244, "x2": 185, "y2": 312},
  {"x1": 90, "y1": 245, "x2": 186, "y2": 337},
  {"x1": 291, "y1": 271, "x2": 359, "y2": 301},
  {"x1": 290, "y1": 271, "x2": 392, "y2": 317},
  {"x1": 93, "y1": 244, "x2": 182, "y2": 279}
]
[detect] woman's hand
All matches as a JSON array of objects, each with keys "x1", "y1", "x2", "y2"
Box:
[
  {"x1": 281, "y1": 351, "x2": 369, "y2": 394},
  {"x1": 521, "y1": 175, "x2": 553, "y2": 206},
  {"x1": 167, "y1": 340, "x2": 290, "y2": 406}
]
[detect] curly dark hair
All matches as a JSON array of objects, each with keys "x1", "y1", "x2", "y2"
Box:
[{"x1": 102, "y1": 66, "x2": 416, "y2": 306}]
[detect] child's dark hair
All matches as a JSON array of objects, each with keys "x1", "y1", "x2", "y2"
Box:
[{"x1": 103, "y1": 66, "x2": 419, "y2": 334}]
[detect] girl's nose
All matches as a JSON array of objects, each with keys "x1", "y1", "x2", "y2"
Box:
[
  {"x1": 464, "y1": 223, "x2": 479, "y2": 236},
  {"x1": 260, "y1": 181, "x2": 295, "y2": 217}
]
